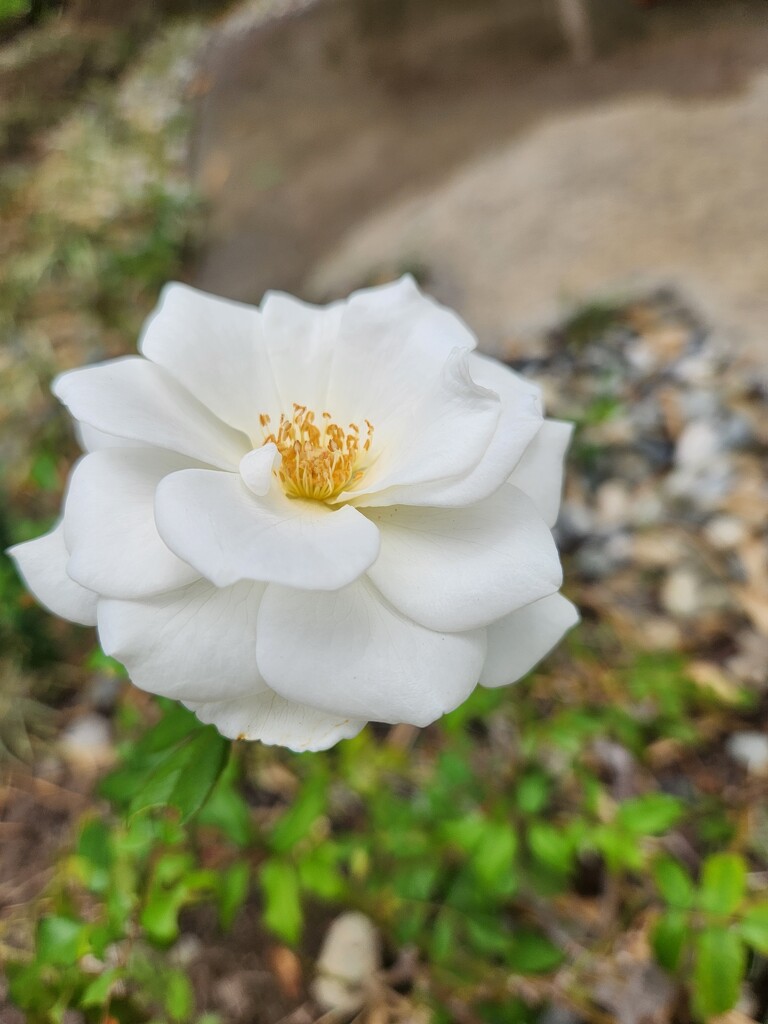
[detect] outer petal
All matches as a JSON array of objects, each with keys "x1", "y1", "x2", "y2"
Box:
[
  {"x1": 75, "y1": 423, "x2": 138, "y2": 452},
  {"x1": 53, "y1": 357, "x2": 250, "y2": 470},
  {"x1": 336, "y1": 349, "x2": 501, "y2": 504},
  {"x1": 365, "y1": 484, "x2": 562, "y2": 632},
  {"x1": 63, "y1": 449, "x2": 200, "y2": 599},
  {"x1": 184, "y1": 691, "x2": 365, "y2": 752},
  {"x1": 155, "y1": 469, "x2": 380, "y2": 590},
  {"x1": 139, "y1": 283, "x2": 273, "y2": 441},
  {"x1": 256, "y1": 579, "x2": 486, "y2": 726},
  {"x1": 372, "y1": 353, "x2": 543, "y2": 508},
  {"x1": 7, "y1": 522, "x2": 97, "y2": 626},
  {"x1": 98, "y1": 579, "x2": 267, "y2": 701},
  {"x1": 507, "y1": 420, "x2": 573, "y2": 527},
  {"x1": 479, "y1": 593, "x2": 579, "y2": 688}
]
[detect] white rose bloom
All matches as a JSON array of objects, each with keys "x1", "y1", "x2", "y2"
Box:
[{"x1": 9, "y1": 277, "x2": 578, "y2": 752}]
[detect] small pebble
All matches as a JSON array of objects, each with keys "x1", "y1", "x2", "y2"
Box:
[
  {"x1": 169, "y1": 934, "x2": 203, "y2": 967},
  {"x1": 59, "y1": 714, "x2": 114, "y2": 770},
  {"x1": 675, "y1": 420, "x2": 720, "y2": 471},
  {"x1": 727, "y1": 732, "x2": 768, "y2": 776},
  {"x1": 631, "y1": 533, "x2": 686, "y2": 568},
  {"x1": 595, "y1": 481, "x2": 630, "y2": 530},
  {"x1": 313, "y1": 912, "x2": 380, "y2": 1013},
  {"x1": 704, "y1": 515, "x2": 748, "y2": 550},
  {"x1": 660, "y1": 568, "x2": 701, "y2": 618}
]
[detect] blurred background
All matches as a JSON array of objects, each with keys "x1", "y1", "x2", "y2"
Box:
[{"x1": 2, "y1": 1, "x2": 768, "y2": 1022}]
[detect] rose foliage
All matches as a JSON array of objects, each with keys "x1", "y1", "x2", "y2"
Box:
[{"x1": 10, "y1": 276, "x2": 577, "y2": 750}]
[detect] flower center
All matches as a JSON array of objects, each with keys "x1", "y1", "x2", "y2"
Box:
[{"x1": 260, "y1": 405, "x2": 374, "y2": 502}]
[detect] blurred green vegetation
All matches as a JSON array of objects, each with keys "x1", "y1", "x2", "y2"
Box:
[{"x1": 5, "y1": 654, "x2": 768, "y2": 1022}]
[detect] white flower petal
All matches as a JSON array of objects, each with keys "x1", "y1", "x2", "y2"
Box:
[
  {"x1": 480, "y1": 593, "x2": 579, "y2": 688},
  {"x1": 329, "y1": 276, "x2": 477, "y2": 423},
  {"x1": 53, "y1": 357, "x2": 250, "y2": 469},
  {"x1": 507, "y1": 420, "x2": 573, "y2": 527},
  {"x1": 98, "y1": 579, "x2": 267, "y2": 702},
  {"x1": 259, "y1": 292, "x2": 345, "y2": 413},
  {"x1": 7, "y1": 522, "x2": 97, "y2": 626},
  {"x1": 184, "y1": 691, "x2": 365, "y2": 752},
  {"x1": 63, "y1": 449, "x2": 200, "y2": 599},
  {"x1": 140, "y1": 283, "x2": 279, "y2": 440},
  {"x1": 375, "y1": 353, "x2": 543, "y2": 507},
  {"x1": 155, "y1": 469, "x2": 380, "y2": 590},
  {"x1": 366, "y1": 484, "x2": 562, "y2": 632},
  {"x1": 75, "y1": 423, "x2": 138, "y2": 452},
  {"x1": 239, "y1": 444, "x2": 278, "y2": 496},
  {"x1": 337, "y1": 349, "x2": 501, "y2": 504},
  {"x1": 256, "y1": 579, "x2": 486, "y2": 726}
]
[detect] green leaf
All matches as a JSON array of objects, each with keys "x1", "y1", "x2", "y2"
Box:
[
  {"x1": 141, "y1": 883, "x2": 188, "y2": 945},
  {"x1": 269, "y1": 775, "x2": 327, "y2": 854},
  {"x1": 76, "y1": 818, "x2": 112, "y2": 894},
  {"x1": 0, "y1": 0, "x2": 31, "y2": 20},
  {"x1": 36, "y1": 916, "x2": 86, "y2": 967},
  {"x1": 528, "y1": 822, "x2": 574, "y2": 875},
  {"x1": 130, "y1": 701, "x2": 202, "y2": 759},
  {"x1": 393, "y1": 863, "x2": 440, "y2": 902},
  {"x1": 165, "y1": 969, "x2": 194, "y2": 1022},
  {"x1": 131, "y1": 728, "x2": 229, "y2": 822},
  {"x1": 699, "y1": 853, "x2": 747, "y2": 917},
  {"x1": 81, "y1": 969, "x2": 123, "y2": 1008},
  {"x1": 100, "y1": 703, "x2": 204, "y2": 807},
  {"x1": 197, "y1": 760, "x2": 252, "y2": 846},
  {"x1": 652, "y1": 910, "x2": 689, "y2": 972},
  {"x1": 616, "y1": 794, "x2": 683, "y2": 836},
  {"x1": 470, "y1": 821, "x2": 517, "y2": 893},
  {"x1": 738, "y1": 904, "x2": 768, "y2": 954},
  {"x1": 218, "y1": 861, "x2": 250, "y2": 930},
  {"x1": 466, "y1": 916, "x2": 515, "y2": 958},
  {"x1": 297, "y1": 845, "x2": 344, "y2": 900},
  {"x1": 514, "y1": 770, "x2": 552, "y2": 815},
  {"x1": 508, "y1": 930, "x2": 564, "y2": 974},
  {"x1": 7, "y1": 962, "x2": 51, "y2": 1011},
  {"x1": 430, "y1": 911, "x2": 456, "y2": 965},
  {"x1": 30, "y1": 453, "x2": 60, "y2": 492},
  {"x1": 692, "y1": 926, "x2": 745, "y2": 1018},
  {"x1": 442, "y1": 812, "x2": 488, "y2": 854},
  {"x1": 260, "y1": 860, "x2": 303, "y2": 945},
  {"x1": 592, "y1": 824, "x2": 644, "y2": 873},
  {"x1": 653, "y1": 857, "x2": 694, "y2": 909}
]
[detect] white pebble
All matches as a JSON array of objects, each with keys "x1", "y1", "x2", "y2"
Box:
[
  {"x1": 59, "y1": 715, "x2": 114, "y2": 769},
  {"x1": 313, "y1": 912, "x2": 380, "y2": 1013},
  {"x1": 675, "y1": 420, "x2": 720, "y2": 472},
  {"x1": 660, "y1": 569, "x2": 701, "y2": 618},
  {"x1": 727, "y1": 732, "x2": 768, "y2": 776},
  {"x1": 703, "y1": 515, "x2": 747, "y2": 551}
]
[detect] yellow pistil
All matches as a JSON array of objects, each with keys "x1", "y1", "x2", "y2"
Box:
[{"x1": 261, "y1": 406, "x2": 374, "y2": 501}]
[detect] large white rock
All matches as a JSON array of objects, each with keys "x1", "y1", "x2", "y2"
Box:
[{"x1": 309, "y1": 72, "x2": 768, "y2": 362}]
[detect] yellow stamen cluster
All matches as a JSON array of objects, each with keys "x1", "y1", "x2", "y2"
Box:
[{"x1": 261, "y1": 406, "x2": 374, "y2": 502}]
